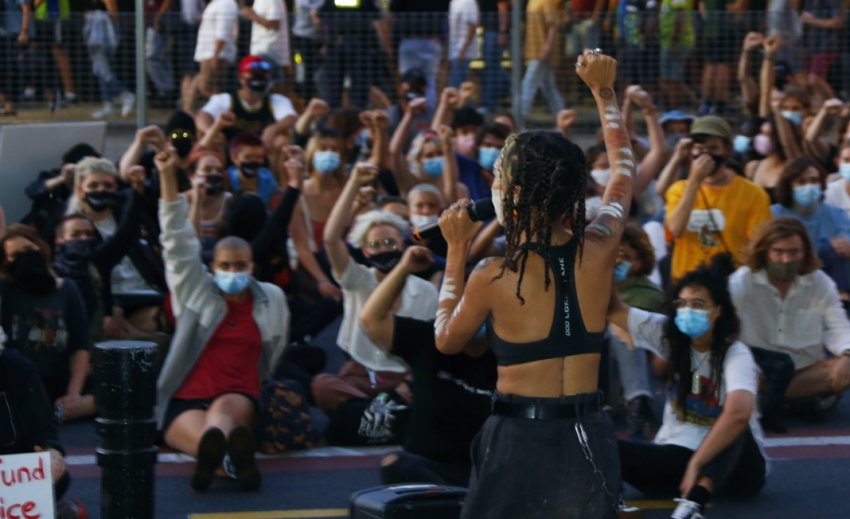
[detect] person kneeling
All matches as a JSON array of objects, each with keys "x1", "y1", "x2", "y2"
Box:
[
  {"x1": 155, "y1": 147, "x2": 290, "y2": 492},
  {"x1": 359, "y1": 246, "x2": 496, "y2": 486},
  {"x1": 609, "y1": 256, "x2": 767, "y2": 519}
]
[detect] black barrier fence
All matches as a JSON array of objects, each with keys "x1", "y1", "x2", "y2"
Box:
[{"x1": 2, "y1": 9, "x2": 850, "y2": 124}]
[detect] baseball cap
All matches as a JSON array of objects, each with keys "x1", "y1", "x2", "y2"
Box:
[
  {"x1": 690, "y1": 115, "x2": 734, "y2": 142},
  {"x1": 239, "y1": 55, "x2": 271, "y2": 75},
  {"x1": 659, "y1": 110, "x2": 695, "y2": 126}
]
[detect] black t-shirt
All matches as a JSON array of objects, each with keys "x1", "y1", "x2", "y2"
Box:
[
  {"x1": 0, "y1": 350, "x2": 63, "y2": 456},
  {"x1": 0, "y1": 278, "x2": 90, "y2": 379},
  {"x1": 319, "y1": 0, "x2": 382, "y2": 41},
  {"x1": 390, "y1": 0, "x2": 450, "y2": 38},
  {"x1": 392, "y1": 316, "x2": 496, "y2": 462},
  {"x1": 478, "y1": 0, "x2": 504, "y2": 32}
]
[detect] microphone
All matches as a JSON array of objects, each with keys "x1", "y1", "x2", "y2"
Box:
[{"x1": 412, "y1": 198, "x2": 495, "y2": 242}]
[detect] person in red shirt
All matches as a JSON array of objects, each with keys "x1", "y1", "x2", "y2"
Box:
[{"x1": 155, "y1": 146, "x2": 290, "y2": 492}]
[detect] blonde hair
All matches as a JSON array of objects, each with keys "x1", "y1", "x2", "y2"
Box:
[
  {"x1": 347, "y1": 210, "x2": 408, "y2": 249},
  {"x1": 66, "y1": 157, "x2": 119, "y2": 215}
]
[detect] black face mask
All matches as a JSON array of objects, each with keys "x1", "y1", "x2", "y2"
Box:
[
  {"x1": 54, "y1": 239, "x2": 97, "y2": 277},
  {"x1": 205, "y1": 175, "x2": 225, "y2": 196},
  {"x1": 691, "y1": 152, "x2": 727, "y2": 176},
  {"x1": 8, "y1": 250, "x2": 56, "y2": 295},
  {"x1": 171, "y1": 136, "x2": 194, "y2": 158},
  {"x1": 247, "y1": 78, "x2": 270, "y2": 94},
  {"x1": 368, "y1": 250, "x2": 403, "y2": 274},
  {"x1": 85, "y1": 191, "x2": 121, "y2": 212},
  {"x1": 240, "y1": 162, "x2": 264, "y2": 178}
]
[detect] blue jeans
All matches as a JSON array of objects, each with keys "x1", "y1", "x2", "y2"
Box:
[
  {"x1": 398, "y1": 38, "x2": 441, "y2": 108},
  {"x1": 481, "y1": 30, "x2": 509, "y2": 113},
  {"x1": 90, "y1": 46, "x2": 126, "y2": 102},
  {"x1": 520, "y1": 60, "x2": 565, "y2": 120},
  {"x1": 448, "y1": 58, "x2": 470, "y2": 88}
]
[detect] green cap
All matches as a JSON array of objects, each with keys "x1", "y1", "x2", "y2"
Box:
[{"x1": 690, "y1": 115, "x2": 733, "y2": 143}]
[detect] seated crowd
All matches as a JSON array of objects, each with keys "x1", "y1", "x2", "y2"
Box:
[{"x1": 4, "y1": 29, "x2": 850, "y2": 518}]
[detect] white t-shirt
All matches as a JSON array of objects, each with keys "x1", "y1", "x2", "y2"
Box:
[
  {"x1": 448, "y1": 0, "x2": 480, "y2": 60},
  {"x1": 627, "y1": 307, "x2": 766, "y2": 454},
  {"x1": 250, "y1": 0, "x2": 291, "y2": 66},
  {"x1": 200, "y1": 92, "x2": 297, "y2": 121},
  {"x1": 824, "y1": 179, "x2": 850, "y2": 217},
  {"x1": 194, "y1": 0, "x2": 239, "y2": 63},
  {"x1": 334, "y1": 257, "x2": 438, "y2": 372}
]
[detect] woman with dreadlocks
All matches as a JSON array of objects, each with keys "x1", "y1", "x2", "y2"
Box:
[
  {"x1": 434, "y1": 50, "x2": 635, "y2": 518},
  {"x1": 608, "y1": 255, "x2": 766, "y2": 519}
]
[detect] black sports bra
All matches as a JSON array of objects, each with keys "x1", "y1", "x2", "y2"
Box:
[{"x1": 486, "y1": 239, "x2": 606, "y2": 366}]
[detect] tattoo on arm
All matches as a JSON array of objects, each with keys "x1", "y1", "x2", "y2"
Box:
[{"x1": 599, "y1": 87, "x2": 614, "y2": 99}]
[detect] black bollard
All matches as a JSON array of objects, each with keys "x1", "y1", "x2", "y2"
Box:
[{"x1": 94, "y1": 341, "x2": 159, "y2": 519}]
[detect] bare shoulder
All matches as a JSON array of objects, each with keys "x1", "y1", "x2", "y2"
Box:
[{"x1": 468, "y1": 256, "x2": 507, "y2": 290}]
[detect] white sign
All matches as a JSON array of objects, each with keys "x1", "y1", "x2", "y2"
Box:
[{"x1": 0, "y1": 452, "x2": 55, "y2": 519}]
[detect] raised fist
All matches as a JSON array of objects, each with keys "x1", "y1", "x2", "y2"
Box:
[{"x1": 576, "y1": 50, "x2": 618, "y2": 94}]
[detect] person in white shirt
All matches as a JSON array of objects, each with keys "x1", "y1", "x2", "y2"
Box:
[
  {"x1": 312, "y1": 162, "x2": 438, "y2": 441},
  {"x1": 824, "y1": 142, "x2": 850, "y2": 215},
  {"x1": 194, "y1": 0, "x2": 239, "y2": 98},
  {"x1": 243, "y1": 0, "x2": 291, "y2": 73},
  {"x1": 447, "y1": 0, "x2": 479, "y2": 88},
  {"x1": 729, "y1": 217, "x2": 850, "y2": 431},
  {"x1": 195, "y1": 55, "x2": 297, "y2": 147},
  {"x1": 609, "y1": 255, "x2": 767, "y2": 519}
]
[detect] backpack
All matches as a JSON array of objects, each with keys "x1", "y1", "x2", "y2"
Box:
[{"x1": 257, "y1": 378, "x2": 320, "y2": 454}]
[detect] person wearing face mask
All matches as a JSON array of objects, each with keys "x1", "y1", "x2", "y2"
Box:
[
  {"x1": 666, "y1": 116, "x2": 772, "y2": 281},
  {"x1": 609, "y1": 225, "x2": 664, "y2": 440},
  {"x1": 66, "y1": 157, "x2": 168, "y2": 337},
  {"x1": 195, "y1": 55, "x2": 297, "y2": 147},
  {"x1": 185, "y1": 148, "x2": 231, "y2": 252},
  {"x1": 609, "y1": 255, "x2": 767, "y2": 519},
  {"x1": 659, "y1": 110, "x2": 695, "y2": 149},
  {"x1": 0, "y1": 225, "x2": 95, "y2": 423},
  {"x1": 155, "y1": 146, "x2": 289, "y2": 492},
  {"x1": 314, "y1": 163, "x2": 438, "y2": 444},
  {"x1": 394, "y1": 126, "x2": 464, "y2": 207},
  {"x1": 226, "y1": 132, "x2": 279, "y2": 206},
  {"x1": 476, "y1": 122, "x2": 510, "y2": 175},
  {"x1": 770, "y1": 157, "x2": 850, "y2": 296},
  {"x1": 825, "y1": 142, "x2": 850, "y2": 214},
  {"x1": 730, "y1": 217, "x2": 850, "y2": 433},
  {"x1": 359, "y1": 245, "x2": 497, "y2": 486}
]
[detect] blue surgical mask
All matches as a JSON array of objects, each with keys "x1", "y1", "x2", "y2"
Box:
[
  {"x1": 478, "y1": 147, "x2": 500, "y2": 171},
  {"x1": 840, "y1": 163, "x2": 850, "y2": 182},
  {"x1": 733, "y1": 135, "x2": 751, "y2": 154},
  {"x1": 614, "y1": 260, "x2": 632, "y2": 283},
  {"x1": 793, "y1": 184, "x2": 822, "y2": 208},
  {"x1": 313, "y1": 151, "x2": 341, "y2": 174},
  {"x1": 782, "y1": 110, "x2": 803, "y2": 126},
  {"x1": 214, "y1": 270, "x2": 251, "y2": 295},
  {"x1": 422, "y1": 157, "x2": 445, "y2": 177},
  {"x1": 674, "y1": 307, "x2": 712, "y2": 339}
]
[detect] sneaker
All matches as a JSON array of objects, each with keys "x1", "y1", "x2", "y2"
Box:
[
  {"x1": 120, "y1": 91, "x2": 135, "y2": 117},
  {"x1": 670, "y1": 498, "x2": 705, "y2": 519},
  {"x1": 226, "y1": 425, "x2": 261, "y2": 491},
  {"x1": 191, "y1": 427, "x2": 226, "y2": 492},
  {"x1": 91, "y1": 103, "x2": 114, "y2": 118}
]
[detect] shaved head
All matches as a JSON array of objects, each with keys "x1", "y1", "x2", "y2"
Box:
[{"x1": 215, "y1": 236, "x2": 252, "y2": 256}]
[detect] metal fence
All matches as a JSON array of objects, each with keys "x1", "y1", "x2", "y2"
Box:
[{"x1": 1, "y1": 8, "x2": 848, "y2": 126}]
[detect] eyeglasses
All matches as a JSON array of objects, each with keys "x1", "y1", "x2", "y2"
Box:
[
  {"x1": 366, "y1": 238, "x2": 400, "y2": 250},
  {"x1": 672, "y1": 299, "x2": 712, "y2": 311},
  {"x1": 247, "y1": 61, "x2": 271, "y2": 71}
]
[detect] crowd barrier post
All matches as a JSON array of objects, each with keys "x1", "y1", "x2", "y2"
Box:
[{"x1": 94, "y1": 341, "x2": 159, "y2": 519}]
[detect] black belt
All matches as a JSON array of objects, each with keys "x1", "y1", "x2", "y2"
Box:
[{"x1": 492, "y1": 396, "x2": 600, "y2": 420}]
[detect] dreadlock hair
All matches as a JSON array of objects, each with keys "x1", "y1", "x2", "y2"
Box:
[
  {"x1": 662, "y1": 253, "x2": 739, "y2": 420},
  {"x1": 495, "y1": 131, "x2": 588, "y2": 303}
]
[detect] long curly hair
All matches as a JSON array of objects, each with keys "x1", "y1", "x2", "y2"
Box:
[
  {"x1": 662, "y1": 253, "x2": 739, "y2": 419},
  {"x1": 495, "y1": 131, "x2": 588, "y2": 303}
]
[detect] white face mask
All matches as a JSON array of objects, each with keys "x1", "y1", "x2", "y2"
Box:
[
  {"x1": 492, "y1": 186, "x2": 506, "y2": 226},
  {"x1": 410, "y1": 214, "x2": 439, "y2": 228},
  {"x1": 590, "y1": 168, "x2": 612, "y2": 187}
]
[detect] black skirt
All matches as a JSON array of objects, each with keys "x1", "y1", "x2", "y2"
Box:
[{"x1": 462, "y1": 392, "x2": 621, "y2": 519}]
